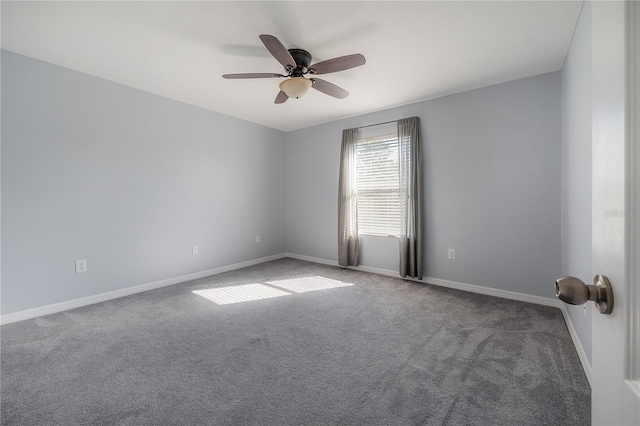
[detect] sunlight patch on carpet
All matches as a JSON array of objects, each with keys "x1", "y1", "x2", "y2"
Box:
[
  {"x1": 266, "y1": 276, "x2": 354, "y2": 293},
  {"x1": 193, "y1": 284, "x2": 291, "y2": 305}
]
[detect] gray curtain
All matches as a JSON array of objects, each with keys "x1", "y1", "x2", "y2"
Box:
[
  {"x1": 338, "y1": 128, "x2": 359, "y2": 266},
  {"x1": 398, "y1": 117, "x2": 423, "y2": 279}
]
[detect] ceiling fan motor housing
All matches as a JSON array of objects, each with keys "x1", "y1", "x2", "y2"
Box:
[{"x1": 288, "y1": 49, "x2": 312, "y2": 76}]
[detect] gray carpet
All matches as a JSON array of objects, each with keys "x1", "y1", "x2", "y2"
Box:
[{"x1": 1, "y1": 258, "x2": 590, "y2": 425}]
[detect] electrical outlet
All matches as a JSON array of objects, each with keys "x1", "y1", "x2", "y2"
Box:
[
  {"x1": 75, "y1": 260, "x2": 87, "y2": 273},
  {"x1": 192, "y1": 245, "x2": 199, "y2": 255},
  {"x1": 256, "y1": 235, "x2": 261, "y2": 243},
  {"x1": 448, "y1": 249, "x2": 456, "y2": 260}
]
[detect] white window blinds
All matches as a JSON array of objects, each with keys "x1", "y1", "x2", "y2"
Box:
[{"x1": 356, "y1": 133, "x2": 400, "y2": 236}]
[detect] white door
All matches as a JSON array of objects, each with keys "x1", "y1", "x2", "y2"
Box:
[{"x1": 591, "y1": 1, "x2": 640, "y2": 424}]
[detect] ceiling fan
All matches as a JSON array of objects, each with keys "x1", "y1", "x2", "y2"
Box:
[{"x1": 222, "y1": 34, "x2": 366, "y2": 104}]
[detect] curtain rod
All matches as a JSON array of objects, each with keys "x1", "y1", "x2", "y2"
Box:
[{"x1": 355, "y1": 119, "x2": 397, "y2": 130}]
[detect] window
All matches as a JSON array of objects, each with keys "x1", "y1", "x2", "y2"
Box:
[
  {"x1": 338, "y1": 117, "x2": 422, "y2": 275},
  {"x1": 356, "y1": 132, "x2": 400, "y2": 236}
]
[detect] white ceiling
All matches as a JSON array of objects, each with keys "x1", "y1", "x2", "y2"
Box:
[{"x1": 1, "y1": 1, "x2": 582, "y2": 132}]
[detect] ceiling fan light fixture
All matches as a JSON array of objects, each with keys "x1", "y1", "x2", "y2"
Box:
[{"x1": 279, "y1": 77, "x2": 312, "y2": 99}]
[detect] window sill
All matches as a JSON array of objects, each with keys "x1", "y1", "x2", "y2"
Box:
[{"x1": 358, "y1": 233, "x2": 399, "y2": 239}]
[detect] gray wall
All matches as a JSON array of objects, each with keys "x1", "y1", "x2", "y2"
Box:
[
  {"x1": 561, "y1": 2, "x2": 592, "y2": 363},
  {"x1": 286, "y1": 72, "x2": 562, "y2": 299},
  {"x1": 2, "y1": 49, "x2": 566, "y2": 314},
  {"x1": 1, "y1": 50, "x2": 286, "y2": 314}
]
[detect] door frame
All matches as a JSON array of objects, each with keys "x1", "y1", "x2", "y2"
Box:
[{"x1": 630, "y1": 0, "x2": 640, "y2": 396}]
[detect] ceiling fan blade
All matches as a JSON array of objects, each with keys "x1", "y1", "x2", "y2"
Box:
[
  {"x1": 309, "y1": 54, "x2": 366, "y2": 75},
  {"x1": 274, "y1": 90, "x2": 289, "y2": 104},
  {"x1": 222, "y1": 73, "x2": 284, "y2": 79},
  {"x1": 259, "y1": 34, "x2": 296, "y2": 70},
  {"x1": 311, "y1": 78, "x2": 349, "y2": 99}
]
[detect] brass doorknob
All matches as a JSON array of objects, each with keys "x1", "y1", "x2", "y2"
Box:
[{"x1": 554, "y1": 275, "x2": 614, "y2": 315}]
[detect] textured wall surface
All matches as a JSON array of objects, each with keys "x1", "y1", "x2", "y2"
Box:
[
  {"x1": 286, "y1": 72, "x2": 562, "y2": 298},
  {"x1": 1, "y1": 50, "x2": 286, "y2": 314},
  {"x1": 2, "y1": 51, "x2": 566, "y2": 314}
]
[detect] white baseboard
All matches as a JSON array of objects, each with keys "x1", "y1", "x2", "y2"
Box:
[
  {"x1": 0, "y1": 253, "x2": 287, "y2": 325},
  {"x1": 284, "y1": 252, "x2": 560, "y2": 307},
  {"x1": 558, "y1": 304, "x2": 593, "y2": 387},
  {"x1": 421, "y1": 276, "x2": 560, "y2": 308},
  {"x1": 285, "y1": 252, "x2": 340, "y2": 267}
]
